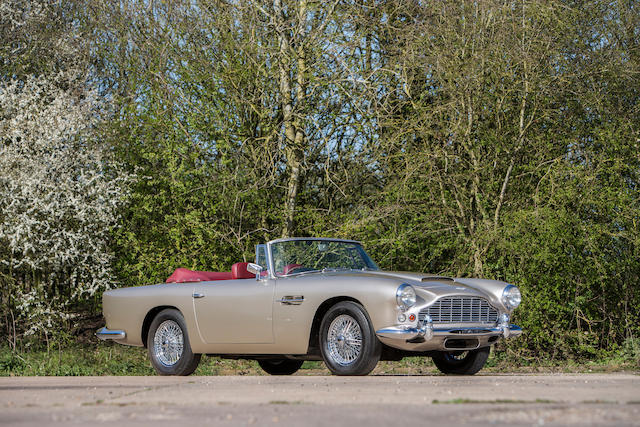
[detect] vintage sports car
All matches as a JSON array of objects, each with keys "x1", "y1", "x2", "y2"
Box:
[{"x1": 97, "y1": 237, "x2": 522, "y2": 376}]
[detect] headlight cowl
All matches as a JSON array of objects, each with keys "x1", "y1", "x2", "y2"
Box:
[
  {"x1": 501, "y1": 285, "x2": 521, "y2": 311},
  {"x1": 396, "y1": 284, "x2": 416, "y2": 311}
]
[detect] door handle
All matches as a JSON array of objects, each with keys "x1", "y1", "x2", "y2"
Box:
[
  {"x1": 278, "y1": 295, "x2": 304, "y2": 305},
  {"x1": 192, "y1": 292, "x2": 205, "y2": 299}
]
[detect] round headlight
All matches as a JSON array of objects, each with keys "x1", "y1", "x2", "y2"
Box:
[
  {"x1": 502, "y1": 285, "x2": 521, "y2": 310},
  {"x1": 396, "y1": 284, "x2": 416, "y2": 311}
]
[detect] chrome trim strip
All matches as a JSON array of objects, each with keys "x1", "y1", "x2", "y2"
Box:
[{"x1": 96, "y1": 327, "x2": 126, "y2": 341}]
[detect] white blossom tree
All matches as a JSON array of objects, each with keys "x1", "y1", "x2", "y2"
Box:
[{"x1": 0, "y1": 72, "x2": 132, "y2": 340}]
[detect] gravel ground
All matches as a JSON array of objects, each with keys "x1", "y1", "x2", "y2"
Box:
[{"x1": 1, "y1": 374, "x2": 639, "y2": 426}]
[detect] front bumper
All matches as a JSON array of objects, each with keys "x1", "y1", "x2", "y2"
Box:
[
  {"x1": 376, "y1": 324, "x2": 522, "y2": 340},
  {"x1": 96, "y1": 327, "x2": 126, "y2": 341},
  {"x1": 375, "y1": 315, "x2": 522, "y2": 351}
]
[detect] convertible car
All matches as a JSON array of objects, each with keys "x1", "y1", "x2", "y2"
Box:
[{"x1": 97, "y1": 237, "x2": 522, "y2": 376}]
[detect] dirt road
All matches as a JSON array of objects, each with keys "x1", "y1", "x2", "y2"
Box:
[{"x1": 1, "y1": 374, "x2": 639, "y2": 426}]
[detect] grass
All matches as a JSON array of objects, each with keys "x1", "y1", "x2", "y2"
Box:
[
  {"x1": 0, "y1": 341, "x2": 638, "y2": 376},
  {"x1": 0, "y1": 341, "x2": 268, "y2": 376}
]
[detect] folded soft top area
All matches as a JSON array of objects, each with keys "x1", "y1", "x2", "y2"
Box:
[{"x1": 166, "y1": 262, "x2": 254, "y2": 283}]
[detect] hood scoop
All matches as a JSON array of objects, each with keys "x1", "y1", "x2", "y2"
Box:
[{"x1": 421, "y1": 276, "x2": 454, "y2": 282}]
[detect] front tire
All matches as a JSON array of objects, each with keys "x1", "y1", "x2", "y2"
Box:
[
  {"x1": 432, "y1": 347, "x2": 490, "y2": 375},
  {"x1": 258, "y1": 359, "x2": 304, "y2": 375},
  {"x1": 147, "y1": 308, "x2": 201, "y2": 376},
  {"x1": 319, "y1": 301, "x2": 381, "y2": 376}
]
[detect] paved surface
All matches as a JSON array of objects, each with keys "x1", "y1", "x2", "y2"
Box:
[{"x1": 1, "y1": 374, "x2": 639, "y2": 426}]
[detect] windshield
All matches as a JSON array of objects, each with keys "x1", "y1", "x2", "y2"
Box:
[{"x1": 270, "y1": 239, "x2": 379, "y2": 277}]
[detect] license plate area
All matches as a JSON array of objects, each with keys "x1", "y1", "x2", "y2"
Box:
[{"x1": 443, "y1": 338, "x2": 480, "y2": 350}]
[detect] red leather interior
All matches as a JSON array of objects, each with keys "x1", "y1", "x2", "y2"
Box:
[
  {"x1": 232, "y1": 262, "x2": 255, "y2": 279},
  {"x1": 166, "y1": 267, "x2": 233, "y2": 283},
  {"x1": 282, "y1": 263, "x2": 302, "y2": 275}
]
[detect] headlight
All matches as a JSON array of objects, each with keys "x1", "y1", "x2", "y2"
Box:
[
  {"x1": 396, "y1": 284, "x2": 416, "y2": 311},
  {"x1": 502, "y1": 285, "x2": 521, "y2": 310}
]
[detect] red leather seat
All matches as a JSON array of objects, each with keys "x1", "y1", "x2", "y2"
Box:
[
  {"x1": 282, "y1": 263, "x2": 302, "y2": 275},
  {"x1": 232, "y1": 262, "x2": 255, "y2": 279},
  {"x1": 166, "y1": 268, "x2": 233, "y2": 283}
]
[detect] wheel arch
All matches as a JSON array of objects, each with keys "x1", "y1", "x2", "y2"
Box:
[
  {"x1": 307, "y1": 296, "x2": 364, "y2": 353},
  {"x1": 141, "y1": 305, "x2": 181, "y2": 347}
]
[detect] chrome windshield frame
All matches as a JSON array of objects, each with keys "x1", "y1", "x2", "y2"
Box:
[{"x1": 265, "y1": 237, "x2": 377, "y2": 278}]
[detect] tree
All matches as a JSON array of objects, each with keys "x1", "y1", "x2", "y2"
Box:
[
  {"x1": 0, "y1": 0, "x2": 131, "y2": 342},
  {"x1": 87, "y1": 0, "x2": 382, "y2": 286}
]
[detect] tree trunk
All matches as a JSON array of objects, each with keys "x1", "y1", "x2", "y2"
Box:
[
  {"x1": 282, "y1": 145, "x2": 303, "y2": 237},
  {"x1": 276, "y1": 0, "x2": 307, "y2": 238}
]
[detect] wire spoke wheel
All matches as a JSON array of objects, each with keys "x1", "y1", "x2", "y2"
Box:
[
  {"x1": 327, "y1": 314, "x2": 363, "y2": 366},
  {"x1": 153, "y1": 319, "x2": 184, "y2": 366},
  {"x1": 319, "y1": 301, "x2": 381, "y2": 375},
  {"x1": 147, "y1": 309, "x2": 200, "y2": 376}
]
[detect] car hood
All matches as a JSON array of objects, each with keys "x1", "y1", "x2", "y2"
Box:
[
  {"x1": 347, "y1": 270, "x2": 509, "y2": 308},
  {"x1": 295, "y1": 269, "x2": 509, "y2": 309}
]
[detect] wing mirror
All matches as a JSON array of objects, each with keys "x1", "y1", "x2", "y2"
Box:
[{"x1": 247, "y1": 263, "x2": 263, "y2": 279}]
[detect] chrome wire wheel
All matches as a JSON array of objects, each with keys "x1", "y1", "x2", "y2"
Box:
[
  {"x1": 326, "y1": 314, "x2": 363, "y2": 366},
  {"x1": 153, "y1": 319, "x2": 184, "y2": 366}
]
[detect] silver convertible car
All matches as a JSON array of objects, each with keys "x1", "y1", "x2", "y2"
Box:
[{"x1": 97, "y1": 237, "x2": 522, "y2": 376}]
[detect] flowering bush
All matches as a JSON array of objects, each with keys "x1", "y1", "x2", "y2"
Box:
[{"x1": 0, "y1": 73, "x2": 132, "y2": 340}]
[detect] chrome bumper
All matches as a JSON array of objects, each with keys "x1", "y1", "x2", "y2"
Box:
[
  {"x1": 96, "y1": 327, "x2": 126, "y2": 341},
  {"x1": 376, "y1": 314, "x2": 522, "y2": 342}
]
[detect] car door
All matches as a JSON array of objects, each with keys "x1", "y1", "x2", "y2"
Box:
[
  {"x1": 192, "y1": 278, "x2": 275, "y2": 344},
  {"x1": 271, "y1": 274, "x2": 327, "y2": 354}
]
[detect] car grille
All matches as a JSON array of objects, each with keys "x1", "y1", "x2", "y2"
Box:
[{"x1": 419, "y1": 296, "x2": 498, "y2": 323}]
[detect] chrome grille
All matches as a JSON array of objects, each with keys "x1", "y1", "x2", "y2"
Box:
[{"x1": 419, "y1": 297, "x2": 498, "y2": 323}]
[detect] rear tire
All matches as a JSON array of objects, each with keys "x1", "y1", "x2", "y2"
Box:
[
  {"x1": 258, "y1": 359, "x2": 304, "y2": 375},
  {"x1": 319, "y1": 301, "x2": 381, "y2": 375},
  {"x1": 147, "y1": 308, "x2": 201, "y2": 376},
  {"x1": 432, "y1": 347, "x2": 490, "y2": 375}
]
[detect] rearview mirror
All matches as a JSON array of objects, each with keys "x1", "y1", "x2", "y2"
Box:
[{"x1": 247, "y1": 263, "x2": 263, "y2": 279}]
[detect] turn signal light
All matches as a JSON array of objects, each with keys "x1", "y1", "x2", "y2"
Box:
[{"x1": 408, "y1": 314, "x2": 416, "y2": 322}]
